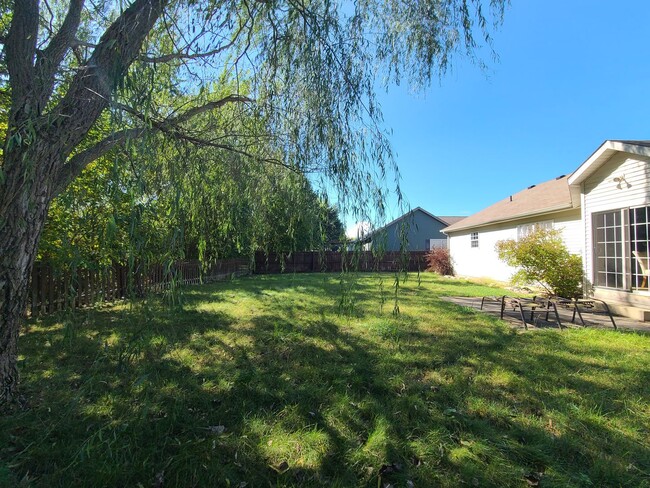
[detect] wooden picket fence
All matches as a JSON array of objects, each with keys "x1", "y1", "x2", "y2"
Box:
[
  {"x1": 28, "y1": 251, "x2": 429, "y2": 318},
  {"x1": 28, "y1": 258, "x2": 250, "y2": 317},
  {"x1": 253, "y1": 250, "x2": 429, "y2": 274}
]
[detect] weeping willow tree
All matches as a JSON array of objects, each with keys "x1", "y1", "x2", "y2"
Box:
[
  {"x1": 39, "y1": 107, "x2": 343, "y2": 269},
  {"x1": 0, "y1": 0, "x2": 507, "y2": 403}
]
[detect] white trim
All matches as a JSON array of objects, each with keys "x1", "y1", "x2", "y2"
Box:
[{"x1": 568, "y1": 140, "x2": 650, "y2": 187}]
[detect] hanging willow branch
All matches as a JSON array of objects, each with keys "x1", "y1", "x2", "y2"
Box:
[{"x1": 0, "y1": 0, "x2": 507, "y2": 405}]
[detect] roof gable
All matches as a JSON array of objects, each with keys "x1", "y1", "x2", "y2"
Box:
[
  {"x1": 377, "y1": 207, "x2": 450, "y2": 231},
  {"x1": 568, "y1": 140, "x2": 650, "y2": 187},
  {"x1": 361, "y1": 207, "x2": 461, "y2": 240}
]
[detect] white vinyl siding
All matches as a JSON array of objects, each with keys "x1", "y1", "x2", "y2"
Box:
[
  {"x1": 582, "y1": 153, "x2": 650, "y2": 286},
  {"x1": 449, "y1": 226, "x2": 517, "y2": 281},
  {"x1": 447, "y1": 208, "x2": 581, "y2": 282},
  {"x1": 554, "y1": 213, "x2": 583, "y2": 255}
]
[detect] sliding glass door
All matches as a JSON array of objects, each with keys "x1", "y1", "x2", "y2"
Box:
[
  {"x1": 593, "y1": 210, "x2": 624, "y2": 289},
  {"x1": 630, "y1": 206, "x2": 650, "y2": 290},
  {"x1": 593, "y1": 206, "x2": 650, "y2": 291}
]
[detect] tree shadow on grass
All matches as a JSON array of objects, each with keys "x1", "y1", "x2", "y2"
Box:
[{"x1": 1, "y1": 276, "x2": 649, "y2": 487}]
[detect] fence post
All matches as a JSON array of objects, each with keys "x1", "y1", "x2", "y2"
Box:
[
  {"x1": 39, "y1": 264, "x2": 46, "y2": 315},
  {"x1": 30, "y1": 263, "x2": 38, "y2": 317}
]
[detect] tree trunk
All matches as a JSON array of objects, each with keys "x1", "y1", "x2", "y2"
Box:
[
  {"x1": 1, "y1": 0, "x2": 169, "y2": 406},
  {"x1": 0, "y1": 159, "x2": 52, "y2": 405}
]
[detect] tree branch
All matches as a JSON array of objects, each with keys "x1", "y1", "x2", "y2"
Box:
[
  {"x1": 54, "y1": 94, "x2": 253, "y2": 195},
  {"x1": 5, "y1": 0, "x2": 39, "y2": 122},
  {"x1": 139, "y1": 42, "x2": 234, "y2": 63},
  {"x1": 53, "y1": 91, "x2": 290, "y2": 196},
  {"x1": 163, "y1": 131, "x2": 295, "y2": 173},
  {"x1": 48, "y1": 0, "x2": 168, "y2": 156},
  {"x1": 171, "y1": 95, "x2": 254, "y2": 124},
  {"x1": 35, "y1": 0, "x2": 85, "y2": 108},
  {"x1": 70, "y1": 39, "x2": 97, "y2": 49},
  {"x1": 139, "y1": 19, "x2": 247, "y2": 64},
  {"x1": 53, "y1": 128, "x2": 146, "y2": 196},
  {"x1": 115, "y1": 94, "x2": 253, "y2": 126}
]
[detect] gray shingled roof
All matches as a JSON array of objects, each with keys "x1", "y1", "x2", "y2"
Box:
[
  {"x1": 443, "y1": 175, "x2": 575, "y2": 233},
  {"x1": 438, "y1": 216, "x2": 466, "y2": 226}
]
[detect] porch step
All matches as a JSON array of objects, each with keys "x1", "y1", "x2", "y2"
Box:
[{"x1": 608, "y1": 304, "x2": 650, "y2": 322}]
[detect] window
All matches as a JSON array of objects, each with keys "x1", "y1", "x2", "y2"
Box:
[
  {"x1": 470, "y1": 232, "x2": 479, "y2": 248},
  {"x1": 426, "y1": 238, "x2": 448, "y2": 250},
  {"x1": 517, "y1": 220, "x2": 553, "y2": 240},
  {"x1": 630, "y1": 206, "x2": 650, "y2": 290},
  {"x1": 593, "y1": 210, "x2": 624, "y2": 289}
]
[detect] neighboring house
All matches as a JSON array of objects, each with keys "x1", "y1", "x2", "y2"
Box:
[
  {"x1": 444, "y1": 140, "x2": 650, "y2": 320},
  {"x1": 360, "y1": 207, "x2": 465, "y2": 252}
]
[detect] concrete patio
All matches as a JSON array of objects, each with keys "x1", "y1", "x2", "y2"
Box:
[{"x1": 442, "y1": 296, "x2": 650, "y2": 332}]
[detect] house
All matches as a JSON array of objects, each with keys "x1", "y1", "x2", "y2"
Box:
[
  {"x1": 444, "y1": 140, "x2": 650, "y2": 320},
  {"x1": 359, "y1": 207, "x2": 465, "y2": 252},
  {"x1": 443, "y1": 175, "x2": 582, "y2": 281}
]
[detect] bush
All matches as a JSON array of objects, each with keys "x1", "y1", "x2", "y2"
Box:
[
  {"x1": 495, "y1": 228, "x2": 583, "y2": 297},
  {"x1": 425, "y1": 247, "x2": 455, "y2": 276}
]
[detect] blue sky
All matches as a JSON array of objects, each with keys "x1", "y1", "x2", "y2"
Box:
[{"x1": 364, "y1": 0, "x2": 650, "y2": 226}]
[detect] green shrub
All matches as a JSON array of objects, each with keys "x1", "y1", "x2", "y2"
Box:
[{"x1": 495, "y1": 228, "x2": 583, "y2": 297}]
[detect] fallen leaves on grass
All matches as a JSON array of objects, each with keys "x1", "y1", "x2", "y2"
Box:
[
  {"x1": 270, "y1": 461, "x2": 289, "y2": 473},
  {"x1": 523, "y1": 472, "x2": 543, "y2": 486}
]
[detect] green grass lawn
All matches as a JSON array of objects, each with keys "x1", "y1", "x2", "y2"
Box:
[{"x1": 2, "y1": 273, "x2": 649, "y2": 487}]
